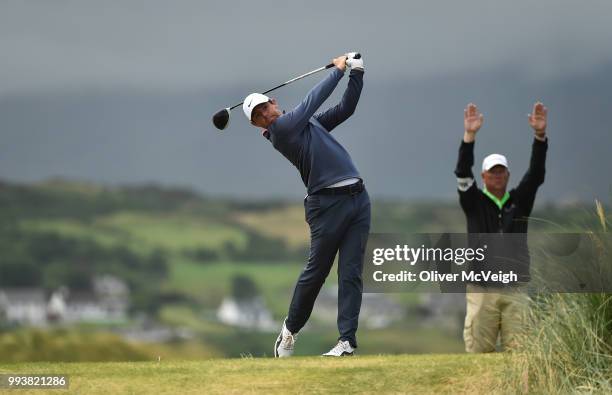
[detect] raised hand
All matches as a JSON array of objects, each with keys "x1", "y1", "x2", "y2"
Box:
[
  {"x1": 332, "y1": 55, "x2": 347, "y2": 72},
  {"x1": 528, "y1": 102, "x2": 548, "y2": 140},
  {"x1": 345, "y1": 52, "x2": 364, "y2": 71},
  {"x1": 463, "y1": 103, "x2": 483, "y2": 142}
]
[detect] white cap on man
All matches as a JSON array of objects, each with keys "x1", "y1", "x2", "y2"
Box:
[
  {"x1": 243, "y1": 93, "x2": 270, "y2": 121},
  {"x1": 482, "y1": 153, "x2": 509, "y2": 172}
]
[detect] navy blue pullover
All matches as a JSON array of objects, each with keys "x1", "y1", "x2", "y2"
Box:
[{"x1": 265, "y1": 67, "x2": 363, "y2": 195}]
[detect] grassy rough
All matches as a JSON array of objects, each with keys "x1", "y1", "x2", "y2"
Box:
[
  {"x1": 504, "y1": 293, "x2": 612, "y2": 394},
  {"x1": 0, "y1": 329, "x2": 221, "y2": 363},
  {"x1": 503, "y1": 203, "x2": 612, "y2": 394}
]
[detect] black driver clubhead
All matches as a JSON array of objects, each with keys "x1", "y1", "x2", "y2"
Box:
[{"x1": 212, "y1": 108, "x2": 231, "y2": 130}]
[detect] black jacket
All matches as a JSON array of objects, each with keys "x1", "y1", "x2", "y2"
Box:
[{"x1": 454, "y1": 138, "x2": 548, "y2": 284}]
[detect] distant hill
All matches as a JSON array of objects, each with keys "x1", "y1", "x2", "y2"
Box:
[
  {"x1": 0, "y1": 178, "x2": 601, "y2": 299},
  {"x1": 1, "y1": 63, "x2": 611, "y2": 201},
  {"x1": 0, "y1": 178, "x2": 604, "y2": 356}
]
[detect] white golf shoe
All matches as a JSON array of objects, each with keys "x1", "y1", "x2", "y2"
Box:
[
  {"x1": 274, "y1": 319, "x2": 297, "y2": 358},
  {"x1": 322, "y1": 340, "x2": 354, "y2": 357}
]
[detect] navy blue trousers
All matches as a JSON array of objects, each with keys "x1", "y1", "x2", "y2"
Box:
[{"x1": 285, "y1": 188, "x2": 371, "y2": 348}]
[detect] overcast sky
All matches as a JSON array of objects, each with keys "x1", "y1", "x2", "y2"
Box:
[
  {"x1": 1, "y1": 1, "x2": 611, "y2": 202},
  {"x1": 1, "y1": 0, "x2": 612, "y2": 95}
]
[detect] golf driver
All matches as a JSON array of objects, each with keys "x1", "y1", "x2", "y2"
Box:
[{"x1": 212, "y1": 53, "x2": 361, "y2": 130}]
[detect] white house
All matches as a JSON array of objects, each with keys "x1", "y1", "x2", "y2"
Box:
[{"x1": 0, "y1": 288, "x2": 47, "y2": 326}]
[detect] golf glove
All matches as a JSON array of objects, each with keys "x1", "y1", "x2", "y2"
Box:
[{"x1": 346, "y1": 52, "x2": 364, "y2": 71}]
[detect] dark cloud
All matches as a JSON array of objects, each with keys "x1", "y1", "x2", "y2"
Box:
[
  {"x1": 0, "y1": 1, "x2": 611, "y2": 202},
  {"x1": 1, "y1": 0, "x2": 611, "y2": 94}
]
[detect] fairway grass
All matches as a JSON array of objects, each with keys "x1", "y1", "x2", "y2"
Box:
[{"x1": 0, "y1": 354, "x2": 505, "y2": 394}]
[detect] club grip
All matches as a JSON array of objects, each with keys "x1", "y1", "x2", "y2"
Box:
[{"x1": 325, "y1": 52, "x2": 361, "y2": 69}]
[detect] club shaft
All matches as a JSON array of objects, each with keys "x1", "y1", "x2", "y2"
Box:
[
  {"x1": 228, "y1": 63, "x2": 334, "y2": 110},
  {"x1": 262, "y1": 63, "x2": 333, "y2": 95}
]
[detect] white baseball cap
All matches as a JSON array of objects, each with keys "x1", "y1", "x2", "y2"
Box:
[
  {"x1": 243, "y1": 93, "x2": 270, "y2": 121},
  {"x1": 482, "y1": 153, "x2": 509, "y2": 172}
]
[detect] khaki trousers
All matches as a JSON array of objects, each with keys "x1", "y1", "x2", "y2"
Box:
[{"x1": 463, "y1": 284, "x2": 528, "y2": 353}]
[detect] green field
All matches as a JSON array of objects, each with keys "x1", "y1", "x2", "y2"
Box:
[
  {"x1": 0, "y1": 354, "x2": 506, "y2": 394},
  {"x1": 158, "y1": 260, "x2": 461, "y2": 357},
  {"x1": 1, "y1": 180, "x2": 606, "y2": 363},
  {"x1": 19, "y1": 212, "x2": 248, "y2": 257},
  {"x1": 164, "y1": 260, "x2": 305, "y2": 311}
]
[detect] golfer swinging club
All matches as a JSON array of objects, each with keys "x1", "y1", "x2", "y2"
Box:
[{"x1": 243, "y1": 53, "x2": 369, "y2": 357}]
